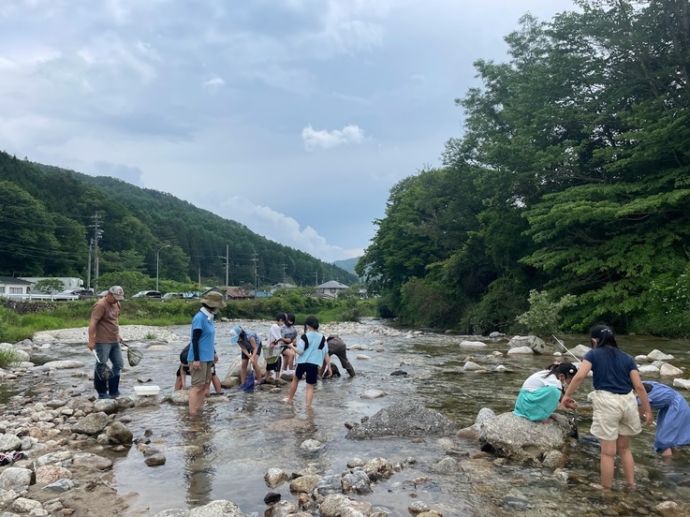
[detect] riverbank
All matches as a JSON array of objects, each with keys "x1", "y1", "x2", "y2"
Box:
[{"x1": 0, "y1": 322, "x2": 688, "y2": 515}]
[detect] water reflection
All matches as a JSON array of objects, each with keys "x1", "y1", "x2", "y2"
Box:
[{"x1": 181, "y1": 411, "x2": 217, "y2": 507}]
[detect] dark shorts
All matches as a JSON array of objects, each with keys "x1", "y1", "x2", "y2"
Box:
[
  {"x1": 177, "y1": 364, "x2": 215, "y2": 377},
  {"x1": 265, "y1": 356, "x2": 282, "y2": 372},
  {"x1": 295, "y1": 363, "x2": 319, "y2": 385},
  {"x1": 240, "y1": 342, "x2": 262, "y2": 358}
]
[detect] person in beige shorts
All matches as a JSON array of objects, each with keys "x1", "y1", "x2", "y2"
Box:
[{"x1": 563, "y1": 325, "x2": 652, "y2": 490}]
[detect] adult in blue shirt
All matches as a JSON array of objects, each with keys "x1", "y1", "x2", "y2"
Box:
[
  {"x1": 285, "y1": 315, "x2": 331, "y2": 408},
  {"x1": 563, "y1": 325, "x2": 652, "y2": 490},
  {"x1": 188, "y1": 292, "x2": 225, "y2": 416}
]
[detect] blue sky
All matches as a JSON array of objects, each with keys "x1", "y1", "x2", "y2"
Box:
[{"x1": 0, "y1": 0, "x2": 574, "y2": 262}]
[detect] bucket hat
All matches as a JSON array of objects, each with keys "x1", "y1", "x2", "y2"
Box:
[{"x1": 201, "y1": 291, "x2": 226, "y2": 309}]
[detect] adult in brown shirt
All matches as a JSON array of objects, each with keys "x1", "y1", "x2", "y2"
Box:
[{"x1": 88, "y1": 286, "x2": 125, "y2": 399}]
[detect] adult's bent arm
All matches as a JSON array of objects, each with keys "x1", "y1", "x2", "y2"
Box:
[
  {"x1": 630, "y1": 369, "x2": 653, "y2": 425},
  {"x1": 562, "y1": 359, "x2": 592, "y2": 407}
]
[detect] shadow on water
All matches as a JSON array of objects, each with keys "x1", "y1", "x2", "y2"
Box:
[{"x1": 45, "y1": 323, "x2": 690, "y2": 516}]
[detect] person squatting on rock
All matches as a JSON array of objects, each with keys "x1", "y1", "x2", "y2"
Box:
[
  {"x1": 640, "y1": 381, "x2": 690, "y2": 457},
  {"x1": 230, "y1": 324, "x2": 262, "y2": 386},
  {"x1": 263, "y1": 312, "x2": 286, "y2": 381},
  {"x1": 175, "y1": 343, "x2": 222, "y2": 395},
  {"x1": 188, "y1": 292, "x2": 225, "y2": 416},
  {"x1": 322, "y1": 335, "x2": 356, "y2": 378},
  {"x1": 88, "y1": 285, "x2": 125, "y2": 400},
  {"x1": 285, "y1": 315, "x2": 331, "y2": 408},
  {"x1": 513, "y1": 362, "x2": 577, "y2": 422},
  {"x1": 278, "y1": 313, "x2": 298, "y2": 375},
  {"x1": 562, "y1": 324, "x2": 653, "y2": 490}
]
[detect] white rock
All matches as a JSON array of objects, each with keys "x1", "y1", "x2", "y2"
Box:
[
  {"x1": 635, "y1": 355, "x2": 649, "y2": 362},
  {"x1": 361, "y1": 389, "x2": 385, "y2": 399},
  {"x1": 507, "y1": 346, "x2": 534, "y2": 355},
  {"x1": 463, "y1": 361, "x2": 483, "y2": 371},
  {"x1": 638, "y1": 364, "x2": 660, "y2": 375},
  {"x1": 300, "y1": 439, "x2": 324, "y2": 453},
  {"x1": 0, "y1": 467, "x2": 33, "y2": 492},
  {"x1": 494, "y1": 365, "x2": 508, "y2": 373},
  {"x1": 647, "y1": 349, "x2": 674, "y2": 361},
  {"x1": 569, "y1": 344, "x2": 592, "y2": 358},
  {"x1": 659, "y1": 363, "x2": 683, "y2": 377},
  {"x1": 356, "y1": 354, "x2": 371, "y2": 360},
  {"x1": 459, "y1": 340, "x2": 487, "y2": 349},
  {"x1": 491, "y1": 351, "x2": 504, "y2": 357},
  {"x1": 0, "y1": 434, "x2": 22, "y2": 452},
  {"x1": 11, "y1": 497, "x2": 44, "y2": 514},
  {"x1": 673, "y1": 378, "x2": 690, "y2": 390},
  {"x1": 552, "y1": 352, "x2": 562, "y2": 357},
  {"x1": 40, "y1": 360, "x2": 84, "y2": 370}
]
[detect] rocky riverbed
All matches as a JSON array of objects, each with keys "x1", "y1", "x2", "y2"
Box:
[{"x1": 0, "y1": 321, "x2": 689, "y2": 516}]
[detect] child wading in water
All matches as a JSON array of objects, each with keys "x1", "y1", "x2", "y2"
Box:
[
  {"x1": 284, "y1": 315, "x2": 331, "y2": 408},
  {"x1": 514, "y1": 362, "x2": 578, "y2": 422},
  {"x1": 562, "y1": 325, "x2": 653, "y2": 490}
]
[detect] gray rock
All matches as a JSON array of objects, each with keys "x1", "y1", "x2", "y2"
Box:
[
  {"x1": 660, "y1": 363, "x2": 683, "y2": 377},
  {"x1": 105, "y1": 422, "x2": 133, "y2": 445},
  {"x1": 45, "y1": 400, "x2": 67, "y2": 409},
  {"x1": 507, "y1": 336, "x2": 548, "y2": 354},
  {"x1": 341, "y1": 469, "x2": 371, "y2": 494},
  {"x1": 71, "y1": 412, "x2": 109, "y2": 435},
  {"x1": 35, "y1": 466, "x2": 71, "y2": 485},
  {"x1": 0, "y1": 434, "x2": 22, "y2": 452},
  {"x1": 188, "y1": 500, "x2": 244, "y2": 517},
  {"x1": 475, "y1": 408, "x2": 496, "y2": 426},
  {"x1": 171, "y1": 391, "x2": 189, "y2": 405},
  {"x1": 655, "y1": 501, "x2": 679, "y2": 517},
  {"x1": 299, "y1": 439, "x2": 323, "y2": 453},
  {"x1": 363, "y1": 457, "x2": 395, "y2": 480},
  {"x1": 647, "y1": 349, "x2": 674, "y2": 361},
  {"x1": 34, "y1": 451, "x2": 72, "y2": 467},
  {"x1": 116, "y1": 397, "x2": 135, "y2": 410},
  {"x1": 319, "y1": 494, "x2": 372, "y2": 517},
  {"x1": 10, "y1": 497, "x2": 43, "y2": 514},
  {"x1": 346, "y1": 457, "x2": 365, "y2": 468},
  {"x1": 71, "y1": 452, "x2": 113, "y2": 470},
  {"x1": 463, "y1": 361, "x2": 483, "y2": 371},
  {"x1": 346, "y1": 401, "x2": 456, "y2": 439},
  {"x1": 673, "y1": 378, "x2": 690, "y2": 390},
  {"x1": 264, "y1": 468, "x2": 288, "y2": 488},
  {"x1": 42, "y1": 479, "x2": 75, "y2": 493},
  {"x1": 0, "y1": 467, "x2": 33, "y2": 492},
  {"x1": 289, "y1": 474, "x2": 321, "y2": 494},
  {"x1": 506, "y1": 346, "x2": 534, "y2": 355},
  {"x1": 315, "y1": 474, "x2": 342, "y2": 496},
  {"x1": 542, "y1": 450, "x2": 566, "y2": 469},
  {"x1": 145, "y1": 453, "x2": 166, "y2": 467},
  {"x1": 0, "y1": 487, "x2": 19, "y2": 505},
  {"x1": 479, "y1": 412, "x2": 572, "y2": 462},
  {"x1": 459, "y1": 340, "x2": 487, "y2": 349},
  {"x1": 408, "y1": 501, "x2": 430, "y2": 515},
  {"x1": 569, "y1": 344, "x2": 592, "y2": 358},
  {"x1": 264, "y1": 500, "x2": 297, "y2": 517},
  {"x1": 93, "y1": 399, "x2": 118, "y2": 414},
  {"x1": 433, "y1": 456, "x2": 459, "y2": 474},
  {"x1": 489, "y1": 332, "x2": 504, "y2": 339}
]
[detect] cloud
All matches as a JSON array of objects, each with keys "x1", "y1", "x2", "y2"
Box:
[
  {"x1": 220, "y1": 196, "x2": 362, "y2": 262},
  {"x1": 94, "y1": 160, "x2": 144, "y2": 185},
  {"x1": 301, "y1": 124, "x2": 365, "y2": 150},
  {"x1": 203, "y1": 76, "x2": 225, "y2": 89}
]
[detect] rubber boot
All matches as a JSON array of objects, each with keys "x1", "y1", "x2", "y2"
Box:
[
  {"x1": 94, "y1": 367, "x2": 108, "y2": 399},
  {"x1": 108, "y1": 375, "x2": 121, "y2": 399}
]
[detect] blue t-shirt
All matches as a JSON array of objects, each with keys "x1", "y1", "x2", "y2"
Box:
[
  {"x1": 281, "y1": 325, "x2": 297, "y2": 343},
  {"x1": 187, "y1": 311, "x2": 216, "y2": 362},
  {"x1": 296, "y1": 330, "x2": 327, "y2": 366},
  {"x1": 584, "y1": 346, "x2": 638, "y2": 394}
]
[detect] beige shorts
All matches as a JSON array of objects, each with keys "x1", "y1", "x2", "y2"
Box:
[
  {"x1": 588, "y1": 390, "x2": 641, "y2": 441},
  {"x1": 190, "y1": 361, "x2": 214, "y2": 387}
]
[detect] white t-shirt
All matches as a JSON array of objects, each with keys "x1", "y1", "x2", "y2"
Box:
[
  {"x1": 266, "y1": 323, "x2": 283, "y2": 359},
  {"x1": 521, "y1": 370, "x2": 563, "y2": 392}
]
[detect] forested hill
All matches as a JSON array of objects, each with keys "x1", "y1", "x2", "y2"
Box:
[
  {"x1": 358, "y1": 0, "x2": 690, "y2": 337},
  {"x1": 0, "y1": 151, "x2": 356, "y2": 288}
]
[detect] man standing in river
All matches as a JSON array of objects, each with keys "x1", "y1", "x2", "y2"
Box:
[{"x1": 88, "y1": 286, "x2": 125, "y2": 399}]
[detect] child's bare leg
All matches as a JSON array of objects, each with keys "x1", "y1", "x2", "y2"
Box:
[
  {"x1": 617, "y1": 435, "x2": 636, "y2": 488},
  {"x1": 305, "y1": 383, "x2": 315, "y2": 408},
  {"x1": 285, "y1": 377, "x2": 298, "y2": 403}
]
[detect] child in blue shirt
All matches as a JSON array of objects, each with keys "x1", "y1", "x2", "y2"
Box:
[{"x1": 284, "y1": 315, "x2": 331, "y2": 408}]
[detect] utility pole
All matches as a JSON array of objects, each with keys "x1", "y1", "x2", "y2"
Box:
[
  {"x1": 89, "y1": 213, "x2": 102, "y2": 291},
  {"x1": 198, "y1": 265, "x2": 201, "y2": 290},
  {"x1": 250, "y1": 255, "x2": 259, "y2": 290},
  {"x1": 280, "y1": 263, "x2": 287, "y2": 283},
  {"x1": 225, "y1": 245, "x2": 229, "y2": 287},
  {"x1": 87, "y1": 238, "x2": 93, "y2": 289},
  {"x1": 314, "y1": 271, "x2": 318, "y2": 285}
]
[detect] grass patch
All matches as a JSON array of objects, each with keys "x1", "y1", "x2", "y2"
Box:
[{"x1": 0, "y1": 349, "x2": 19, "y2": 368}]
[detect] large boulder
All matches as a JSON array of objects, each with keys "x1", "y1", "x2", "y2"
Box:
[
  {"x1": 346, "y1": 401, "x2": 456, "y2": 439},
  {"x1": 71, "y1": 412, "x2": 109, "y2": 435},
  {"x1": 647, "y1": 349, "x2": 674, "y2": 361},
  {"x1": 507, "y1": 336, "x2": 549, "y2": 354},
  {"x1": 479, "y1": 412, "x2": 573, "y2": 463},
  {"x1": 673, "y1": 378, "x2": 690, "y2": 390},
  {"x1": 660, "y1": 363, "x2": 683, "y2": 377},
  {"x1": 0, "y1": 434, "x2": 22, "y2": 452},
  {"x1": 0, "y1": 467, "x2": 33, "y2": 492},
  {"x1": 569, "y1": 344, "x2": 591, "y2": 359}
]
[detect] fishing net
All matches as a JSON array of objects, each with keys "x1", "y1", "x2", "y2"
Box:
[{"x1": 124, "y1": 344, "x2": 144, "y2": 367}]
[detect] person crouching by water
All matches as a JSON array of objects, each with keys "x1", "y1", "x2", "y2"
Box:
[
  {"x1": 641, "y1": 381, "x2": 690, "y2": 457},
  {"x1": 322, "y1": 335, "x2": 355, "y2": 378},
  {"x1": 513, "y1": 363, "x2": 577, "y2": 422},
  {"x1": 88, "y1": 286, "x2": 125, "y2": 400},
  {"x1": 230, "y1": 325, "x2": 262, "y2": 386},
  {"x1": 175, "y1": 343, "x2": 223, "y2": 395},
  {"x1": 562, "y1": 324, "x2": 653, "y2": 490},
  {"x1": 285, "y1": 315, "x2": 331, "y2": 408},
  {"x1": 188, "y1": 292, "x2": 225, "y2": 416}
]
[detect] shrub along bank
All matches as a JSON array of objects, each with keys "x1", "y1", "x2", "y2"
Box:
[{"x1": 0, "y1": 292, "x2": 377, "y2": 343}]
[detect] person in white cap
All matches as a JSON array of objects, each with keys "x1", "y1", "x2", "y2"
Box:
[{"x1": 88, "y1": 285, "x2": 125, "y2": 399}]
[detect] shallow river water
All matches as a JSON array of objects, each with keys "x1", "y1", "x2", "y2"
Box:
[{"x1": 35, "y1": 320, "x2": 690, "y2": 516}]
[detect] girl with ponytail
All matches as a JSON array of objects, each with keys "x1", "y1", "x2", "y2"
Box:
[{"x1": 514, "y1": 362, "x2": 578, "y2": 422}]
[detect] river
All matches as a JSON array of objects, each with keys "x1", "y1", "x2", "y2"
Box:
[{"x1": 28, "y1": 320, "x2": 690, "y2": 516}]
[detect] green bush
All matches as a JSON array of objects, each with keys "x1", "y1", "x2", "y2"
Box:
[{"x1": 516, "y1": 289, "x2": 575, "y2": 338}]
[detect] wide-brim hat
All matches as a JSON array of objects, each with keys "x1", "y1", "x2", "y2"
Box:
[{"x1": 201, "y1": 291, "x2": 226, "y2": 309}]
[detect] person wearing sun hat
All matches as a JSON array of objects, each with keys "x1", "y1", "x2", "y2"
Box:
[
  {"x1": 187, "y1": 291, "x2": 226, "y2": 416},
  {"x1": 230, "y1": 324, "x2": 262, "y2": 387},
  {"x1": 88, "y1": 285, "x2": 125, "y2": 399}
]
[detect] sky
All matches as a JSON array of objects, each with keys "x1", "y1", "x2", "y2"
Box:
[{"x1": 0, "y1": 0, "x2": 575, "y2": 263}]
